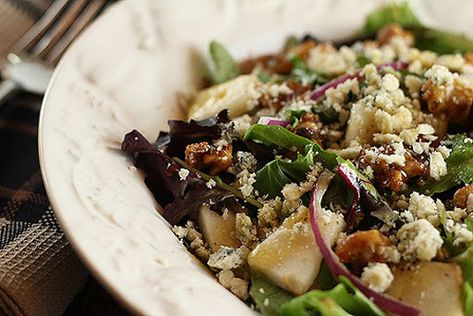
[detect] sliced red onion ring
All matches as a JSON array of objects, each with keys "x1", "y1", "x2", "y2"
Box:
[
  {"x1": 309, "y1": 170, "x2": 420, "y2": 316},
  {"x1": 257, "y1": 116, "x2": 290, "y2": 127},
  {"x1": 310, "y1": 61, "x2": 408, "y2": 101},
  {"x1": 337, "y1": 163, "x2": 361, "y2": 226}
]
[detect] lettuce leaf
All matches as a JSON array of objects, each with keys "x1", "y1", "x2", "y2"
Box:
[
  {"x1": 244, "y1": 124, "x2": 338, "y2": 169},
  {"x1": 359, "y1": 2, "x2": 422, "y2": 37},
  {"x1": 245, "y1": 125, "x2": 392, "y2": 221},
  {"x1": 254, "y1": 146, "x2": 315, "y2": 197},
  {"x1": 288, "y1": 53, "x2": 328, "y2": 86},
  {"x1": 122, "y1": 130, "x2": 237, "y2": 224},
  {"x1": 250, "y1": 274, "x2": 293, "y2": 316},
  {"x1": 414, "y1": 27, "x2": 473, "y2": 55},
  {"x1": 417, "y1": 134, "x2": 473, "y2": 195},
  {"x1": 281, "y1": 276, "x2": 385, "y2": 316},
  {"x1": 209, "y1": 41, "x2": 240, "y2": 84},
  {"x1": 156, "y1": 110, "x2": 229, "y2": 158},
  {"x1": 360, "y1": 2, "x2": 473, "y2": 54},
  {"x1": 464, "y1": 282, "x2": 473, "y2": 316}
]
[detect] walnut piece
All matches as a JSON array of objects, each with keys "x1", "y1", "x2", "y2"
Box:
[{"x1": 185, "y1": 142, "x2": 233, "y2": 175}]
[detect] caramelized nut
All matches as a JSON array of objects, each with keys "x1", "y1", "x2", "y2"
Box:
[
  {"x1": 422, "y1": 79, "x2": 473, "y2": 124},
  {"x1": 377, "y1": 24, "x2": 414, "y2": 46},
  {"x1": 185, "y1": 142, "x2": 233, "y2": 175},
  {"x1": 453, "y1": 185, "x2": 473, "y2": 209},
  {"x1": 335, "y1": 230, "x2": 392, "y2": 268}
]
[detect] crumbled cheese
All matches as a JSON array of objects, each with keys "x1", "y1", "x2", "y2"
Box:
[
  {"x1": 451, "y1": 223, "x2": 473, "y2": 246},
  {"x1": 178, "y1": 168, "x2": 190, "y2": 180},
  {"x1": 408, "y1": 192, "x2": 438, "y2": 220},
  {"x1": 374, "y1": 106, "x2": 413, "y2": 134},
  {"x1": 217, "y1": 270, "x2": 249, "y2": 300},
  {"x1": 376, "y1": 142, "x2": 407, "y2": 166},
  {"x1": 425, "y1": 65, "x2": 454, "y2": 85},
  {"x1": 208, "y1": 247, "x2": 243, "y2": 270},
  {"x1": 325, "y1": 78, "x2": 360, "y2": 105},
  {"x1": 206, "y1": 178, "x2": 217, "y2": 189},
  {"x1": 282, "y1": 183, "x2": 302, "y2": 201},
  {"x1": 268, "y1": 82, "x2": 293, "y2": 97},
  {"x1": 381, "y1": 74, "x2": 400, "y2": 92},
  {"x1": 307, "y1": 45, "x2": 356, "y2": 76},
  {"x1": 400, "y1": 210, "x2": 415, "y2": 223},
  {"x1": 235, "y1": 213, "x2": 258, "y2": 246},
  {"x1": 417, "y1": 123, "x2": 435, "y2": 135},
  {"x1": 237, "y1": 169, "x2": 257, "y2": 197},
  {"x1": 397, "y1": 219, "x2": 443, "y2": 262},
  {"x1": 234, "y1": 151, "x2": 258, "y2": 173},
  {"x1": 437, "y1": 54, "x2": 465, "y2": 72},
  {"x1": 184, "y1": 221, "x2": 211, "y2": 260},
  {"x1": 373, "y1": 133, "x2": 403, "y2": 144},
  {"x1": 172, "y1": 225, "x2": 189, "y2": 239},
  {"x1": 404, "y1": 75, "x2": 423, "y2": 97},
  {"x1": 429, "y1": 151, "x2": 447, "y2": 180},
  {"x1": 231, "y1": 115, "x2": 252, "y2": 138},
  {"x1": 437, "y1": 145, "x2": 451, "y2": 159},
  {"x1": 361, "y1": 263, "x2": 394, "y2": 293}
]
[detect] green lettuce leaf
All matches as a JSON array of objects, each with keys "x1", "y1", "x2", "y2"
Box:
[
  {"x1": 250, "y1": 274, "x2": 293, "y2": 316},
  {"x1": 209, "y1": 41, "x2": 240, "y2": 84},
  {"x1": 281, "y1": 276, "x2": 385, "y2": 316},
  {"x1": 464, "y1": 282, "x2": 473, "y2": 316},
  {"x1": 414, "y1": 27, "x2": 473, "y2": 55},
  {"x1": 245, "y1": 125, "x2": 390, "y2": 214},
  {"x1": 418, "y1": 134, "x2": 473, "y2": 195},
  {"x1": 359, "y1": 2, "x2": 422, "y2": 37},
  {"x1": 288, "y1": 53, "x2": 328, "y2": 86},
  {"x1": 254, "y1": 146, "x2": 315, "y2": 197},
  {"x1": 360, "y1": 2, "x2": 473, "y2": 54},
  {"x1": 244, "y1": 124, "x2": 339, "y2": 169}
]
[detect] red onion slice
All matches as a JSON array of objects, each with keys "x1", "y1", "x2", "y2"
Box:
[
  {"x1": 310, "y1": 61, "x2": 408, "y2": 101},
  {"x1": 309, "y1": 170, "x2": 420, "y2": 316},
  {"x1": 337, "y1": 163, "x2": 361, "y2": 226},
  {"x1": 257, "y1": 116, "x2": 290, "y2": 127}
]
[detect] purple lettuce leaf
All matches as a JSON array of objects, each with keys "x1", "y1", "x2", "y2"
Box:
[
  {"x1": 155, "y1": 110, "x2": 230, "y2": 157},
  {"x1": 122, "y1": 129, "x2": 236, "y2": 225}
]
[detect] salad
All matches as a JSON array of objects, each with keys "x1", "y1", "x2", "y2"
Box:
[{"x1": 121, "y1": 3, "x2": 473, "y2": 316}]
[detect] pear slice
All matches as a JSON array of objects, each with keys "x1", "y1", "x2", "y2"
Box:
[
  {"x1": 198, "y1": 206, "x2": 240, "y2": 252},
  {"x1": 188, "y1": 75, "x2": 259, "y2": 120},
  {"x1": 248, "y1": 208, "x2": 344, "y2": 295},
  {"x1": 386, "y1": 262, "x2": 463, "y2": 316}
]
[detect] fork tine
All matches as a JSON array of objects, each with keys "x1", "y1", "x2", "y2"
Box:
[
  {"x1": 31, "y1": 0, "x2": 89, "y2": 59},
  {"x1": 12, "y1": 0, "x2": 71, "y2": 53},
  {"x1": 45, "y1": 0, "x2": 109, "y2": 65}
]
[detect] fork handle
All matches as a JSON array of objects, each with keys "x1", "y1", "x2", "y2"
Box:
[{"x1": 0, "y1": 79, "x2": 20, "y2": 106}]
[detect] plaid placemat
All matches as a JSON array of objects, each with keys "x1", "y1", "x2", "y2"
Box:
[{"x1": 0, "y1": 1, "x2": 129, "y2": 315}]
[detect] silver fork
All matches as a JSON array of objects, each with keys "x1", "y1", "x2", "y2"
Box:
[{"x1": 0, "y1": 0, "x2": 111, "y2": 106}]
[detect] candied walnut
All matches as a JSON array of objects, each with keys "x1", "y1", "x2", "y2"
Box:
[
  {"x1": 185, "y1": 142, "x2": 233, "y2": 175},
  {"x1": 360, "y1": 150, "x2": 428, "y2": 192},
  {"x1": 377, "y1": 24, "x2": 414, "y2": 46},
  {"x1": 239, "y1": 54, "x2": 292, "y2": 75},
  {"x1": 465, "y1": 53, "x2": 473, "y2": 65},
  {"x1": 292, "y1": 112, "x2": 325, "y2": 145},
  {"x1": 287, "y1": 40, "x2": 317, "y2": 59},
  {"x1": 335, "y1": 230, "x2": 392, "y2": 268},
  {"x1": 421, "y1": 79, "x2": 473, "y2": 124},
  {"x1": 454, "y1": 185, "x2": 473, "y2": 209},
  {"x1": 258, "y1": 80, "x2": 311, "y2": 110}
]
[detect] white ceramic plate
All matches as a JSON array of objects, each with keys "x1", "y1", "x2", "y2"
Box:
[{"x1": 39, "y1": 0, "x2": 473, "y2": 315}]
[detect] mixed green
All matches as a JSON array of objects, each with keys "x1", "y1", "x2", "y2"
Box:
[{"x1": 122, "y1": 3, "x2": 473, "y2": 316}]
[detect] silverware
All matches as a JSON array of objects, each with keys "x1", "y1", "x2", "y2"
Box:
[{"x1": 0, "y1": 0, "x2": 110, "y2": 106}]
